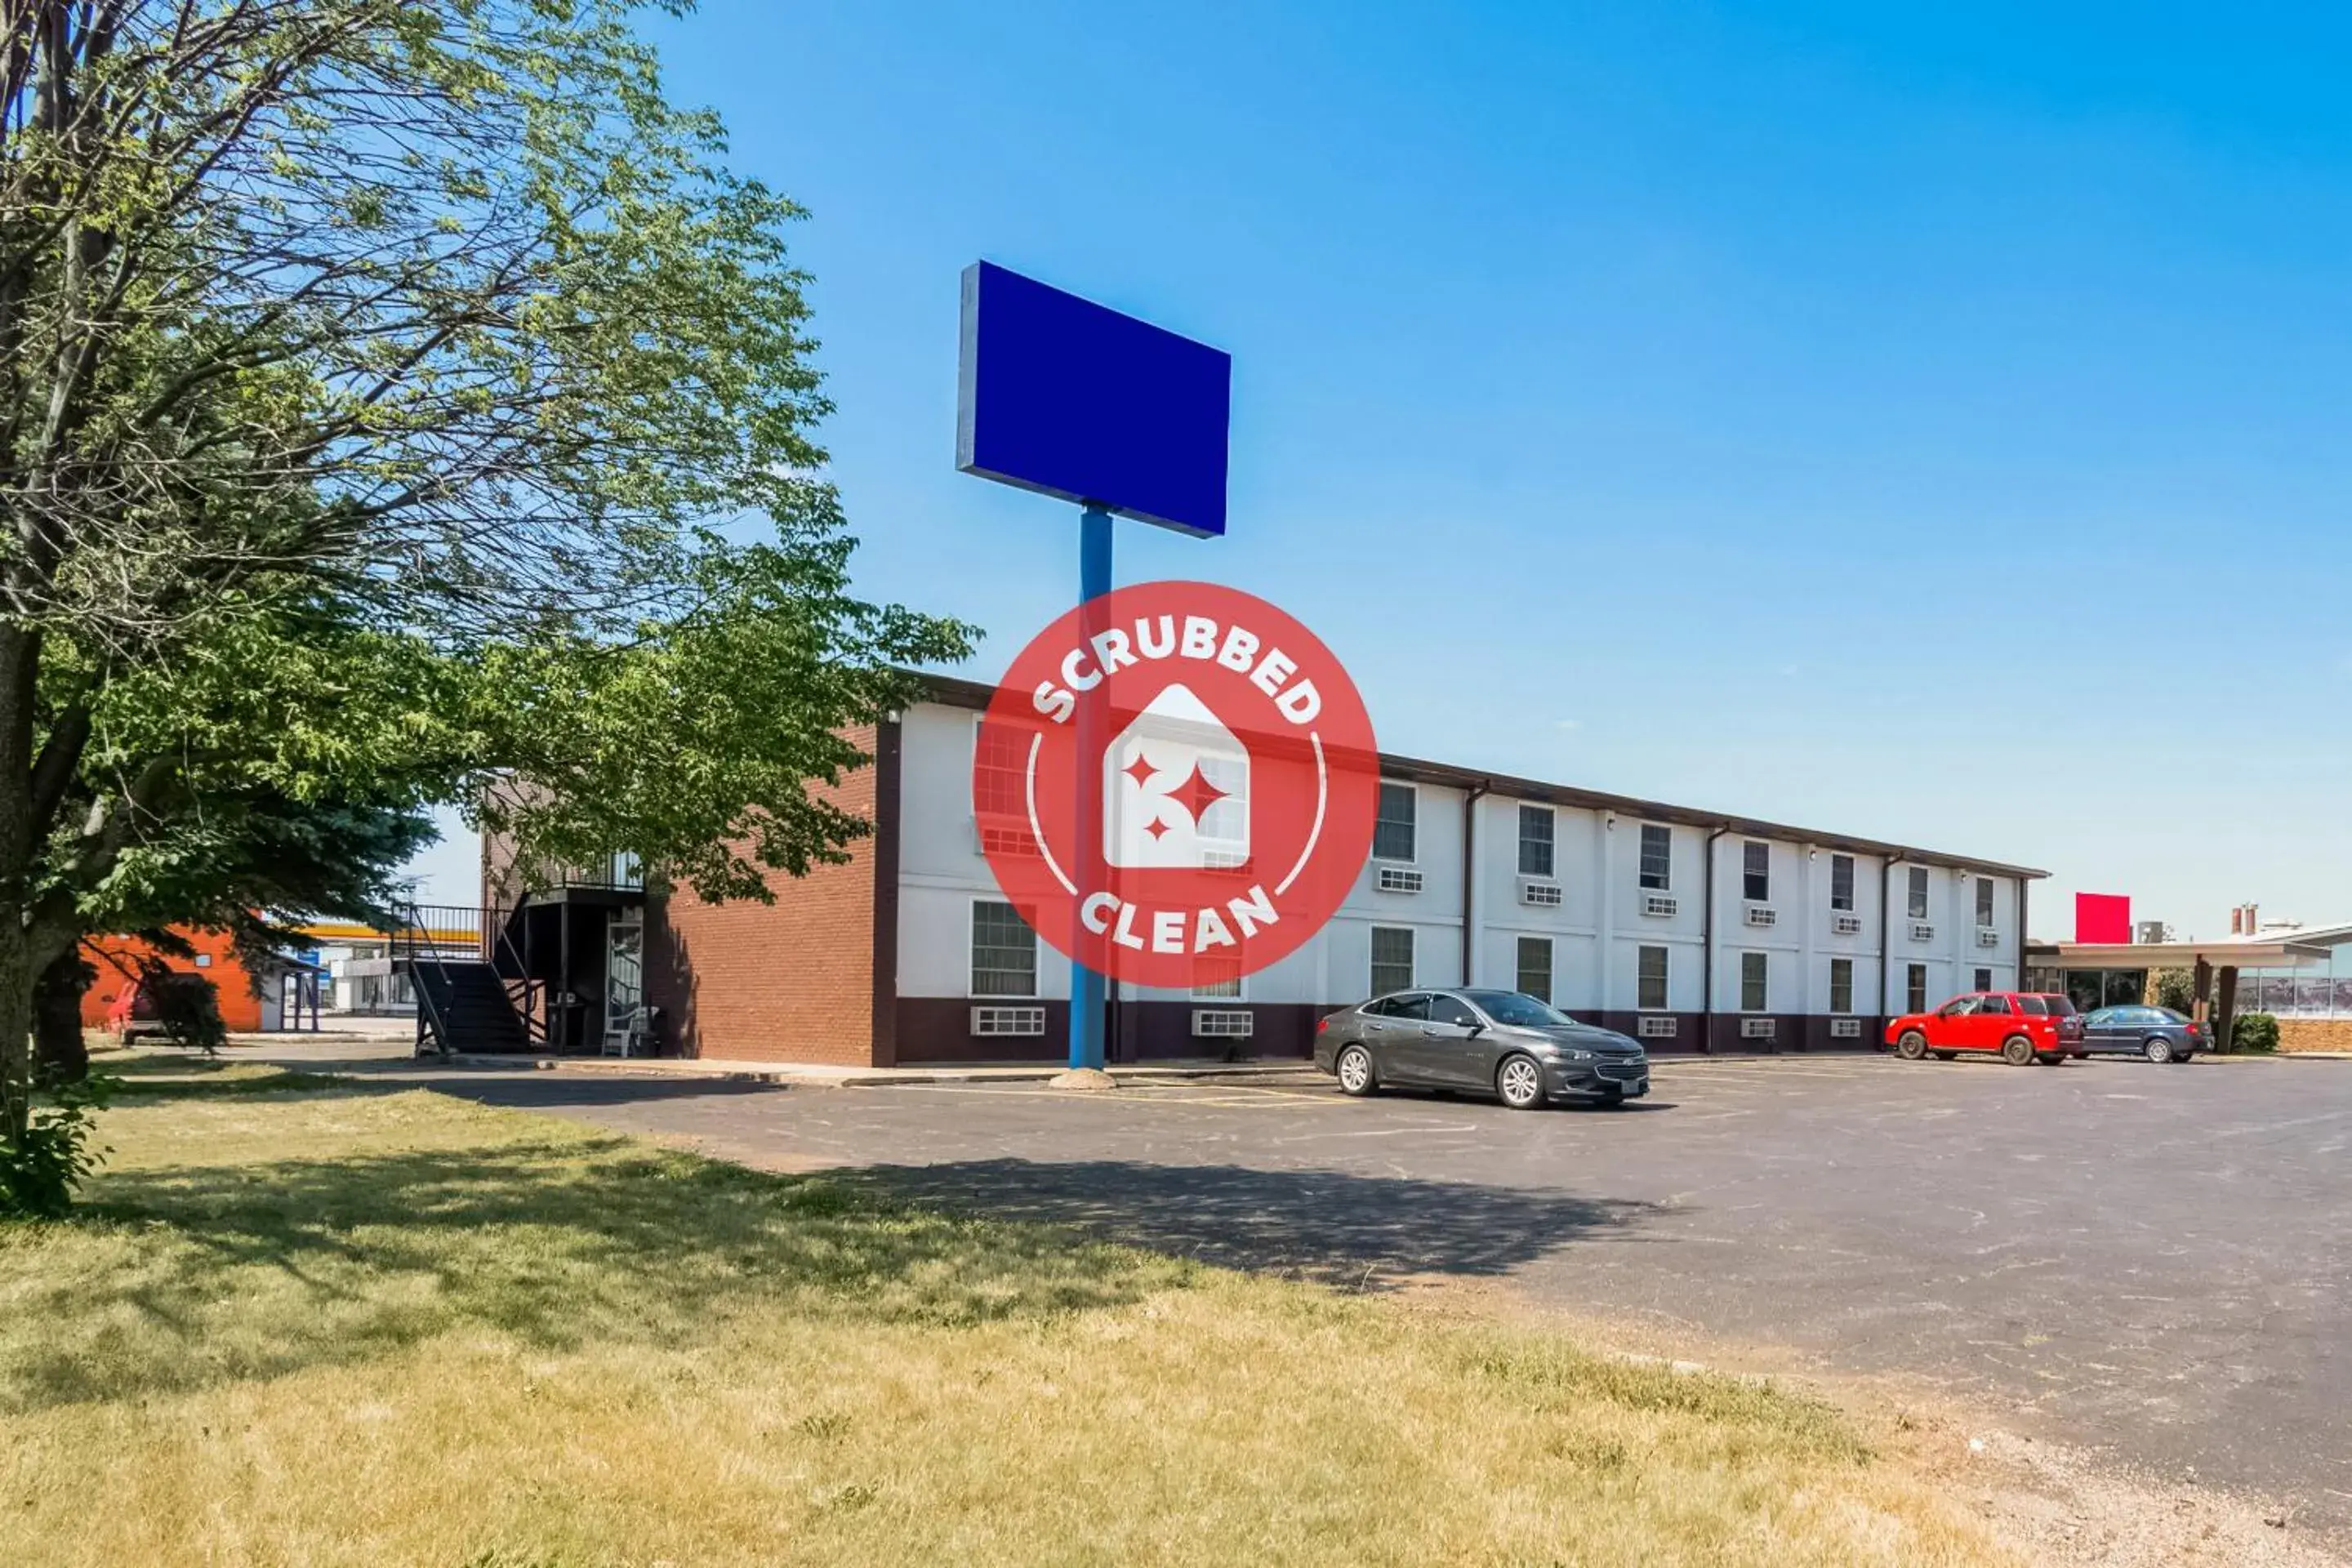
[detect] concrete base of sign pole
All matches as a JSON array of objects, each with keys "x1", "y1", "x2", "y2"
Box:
[{"x1": 1047, "y1": 1067, "x2": 1120, "y2": 1092}]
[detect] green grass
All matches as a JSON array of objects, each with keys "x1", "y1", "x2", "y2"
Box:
[{"x1": 0, "y1": 1082, "x2": 2017, "y2": 1566}]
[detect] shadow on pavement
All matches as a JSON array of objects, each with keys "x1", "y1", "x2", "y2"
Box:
[{"x1": 857, "y1": 1157, "x2": 1664, "y2": 1288}]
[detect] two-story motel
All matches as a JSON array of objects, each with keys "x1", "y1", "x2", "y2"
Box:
[{"x1": 611, "y1": 675, "x2": 2045, "y2": 1067}]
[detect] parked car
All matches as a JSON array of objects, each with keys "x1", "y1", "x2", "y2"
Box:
[
  {"x1": 2079, "y1": 1004, "x2": 2207, "y2": 1062},
  {"x1": 1313, "y1": 987, "x2": 1650, "y2": 1108},
  {"x1": 105, "y1": 971, "x2": 220, "y2": 1045},
  {"x1": 1885, "y1": 991, "x2": 2084, "y2": 1065}
]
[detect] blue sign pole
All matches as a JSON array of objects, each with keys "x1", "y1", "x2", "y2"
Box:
[{"x1": 1069, "y1": 505, "x2": 1113, "y2": 1071}]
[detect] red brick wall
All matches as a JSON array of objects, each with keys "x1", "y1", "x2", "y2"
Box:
[{"x1": 645, "y1": 725, "x2": 884, "y2": 1065}]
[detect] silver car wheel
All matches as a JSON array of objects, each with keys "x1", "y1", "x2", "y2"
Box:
[
  {"x1": 2144, "y1": 1036, "x2": 2173, "y2": 1064},
  {"x1": 1335, "y1": 1045, "x2": 1374, "y2": 1096},
  {"x1": 1497, "y1": 1054, "x2": 1544, "y2": 1110}
]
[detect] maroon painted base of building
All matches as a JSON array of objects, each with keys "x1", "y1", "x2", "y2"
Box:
[{"x1": 893, "y1": 1000, "x2": 1890, "y2": 1065}]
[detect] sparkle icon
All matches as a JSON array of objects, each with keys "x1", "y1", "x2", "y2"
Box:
[{"x1": 1102, "y1": 683, "x2": 1250, "y2": 870}]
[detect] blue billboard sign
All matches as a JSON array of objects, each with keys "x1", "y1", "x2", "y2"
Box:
[{"x1": 956, "y1": 261, "x2": 1231, "y2": 538}]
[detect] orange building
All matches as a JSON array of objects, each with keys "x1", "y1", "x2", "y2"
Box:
[{"x1": 81, "y1": 929, "x2": 268, "y2": 1034}]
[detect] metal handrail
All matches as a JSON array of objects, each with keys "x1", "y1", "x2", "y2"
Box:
[
  {"x1": 397, "y1": 909, "x2": 459, "y2": 1058},
  {"x1": 483, "y1": 901, "x2": 550, "y2": 1049}
]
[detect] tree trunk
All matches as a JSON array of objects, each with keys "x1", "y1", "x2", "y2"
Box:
[
  {"x1": 32, "y1": 948, "x2": 90, "y2": 1083},
  {"x1": 0, "y1": 624, "x2": 37, "y2": 1144}
]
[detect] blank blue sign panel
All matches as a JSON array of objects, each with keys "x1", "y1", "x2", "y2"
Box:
[{"x1": 957, "y1": 261, "x2": 1231, "y2": 539}]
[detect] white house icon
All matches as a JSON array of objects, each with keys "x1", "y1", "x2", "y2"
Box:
[{"x1": 1103, "y1": 683, "x2": 1251, "y2": 871}]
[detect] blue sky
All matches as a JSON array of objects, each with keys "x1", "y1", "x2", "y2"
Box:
[{"x1": 406, "y1": 1, "x2": 2352, "y2": 938}]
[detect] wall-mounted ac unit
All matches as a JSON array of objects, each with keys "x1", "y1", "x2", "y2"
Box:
[
  {"x1": 1976, "y1": 927, "x2": 2000, "y2": 947},
  {"x1": 1740, "y1": 1017, "x2": 1776, "y2": 1039},
  {"x1": 976, "y1": 823, "x2": 1040, "y2": 858},
  {"x1": 1831, "y1": 914, "x2": 1863, "y2": 937},
  {"x1": 970, "y1": 1004, "x2": 1046, "y2": 1037},
  {"x1": 1637, "y1": 1014, "x2": 1678, "y2": 1038},
  {"x1": 1744, "y1": 904, "x2": 1777, "y2": 928},
  {"x1": 1377, "y1": 865, "x2": 1423, "y2": 894},
  {"x1": 1520, "y1": 879, "x2": 1562, "y2": 908},
  {"x1": 1829, "y1": 1017, "x2": 1862, "y2": 1038},
  {"x1": 1641, "y1": 893, "x2": 1678, "y2": 918},
  {"x1": 1909, "y1": 921, "x2": 1936, "y2": 942},
  {"x1": 1191, "y1": 1009, "x2": 1254, "y2": 1039}
]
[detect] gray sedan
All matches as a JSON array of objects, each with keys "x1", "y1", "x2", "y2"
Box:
[
  {"x1": 2079, "y1": 1004, "x2": 2209, "y2": 1062},
  {"x1": 1312, "y1": 987, "x2": 1650, "y2": 1109}
]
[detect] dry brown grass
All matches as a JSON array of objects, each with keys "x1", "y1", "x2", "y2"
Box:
[{"x1": 0, "y1": 1085, "x2": 2024, "y2": 1566}]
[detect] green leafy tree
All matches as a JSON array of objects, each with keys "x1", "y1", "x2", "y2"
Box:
[{"x1": 0, "y1": 3, "x2": 972, "y2": 1167}]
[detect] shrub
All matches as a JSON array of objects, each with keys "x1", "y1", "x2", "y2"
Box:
[
  {"x1": 0, "y1": 1073, "x2": 112, "y2": 1220},
  {"x1": 135, "y1": 963, "x2": 228, "y2": 1056},
  {"x1": 2230, "y1": 1012, "x2": 2280, "y2": 1054}
]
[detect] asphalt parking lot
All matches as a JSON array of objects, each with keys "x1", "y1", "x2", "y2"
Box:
[{"x1": 421, "y1": 1050, "x2": 2352, "y2": 1539}]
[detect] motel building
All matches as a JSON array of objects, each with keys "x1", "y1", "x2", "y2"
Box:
[{"x1": 468, "y1": 675, "x2": 2044, "y2": 1068}]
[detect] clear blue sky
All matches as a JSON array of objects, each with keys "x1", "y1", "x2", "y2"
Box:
[{"x1": 407, "y1": 1, "x2": 2352, "y2": 938}]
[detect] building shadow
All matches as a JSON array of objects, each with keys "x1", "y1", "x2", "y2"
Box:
[{"x1": 853, "y1": 1158, "x2": 1663, "y2": 1287}]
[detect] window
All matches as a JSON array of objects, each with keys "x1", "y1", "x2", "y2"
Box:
[
  {"x1": 1637, "y1": 945, "x2": 1669, "y2": 1011},
  {"x1": 1740, "y1": 951, "x2": 1768, "y2": 1013},
  {"x1": 970, "y1": 901, "x2": 1038, "y2": 997},
  {"x1": 1638, "y1": 824, "x2": 1672, "y2": 890},
  {"x1": 1370, "y1": 926, "x2": 1414, "y2": 995},
  {"x1": 1829, "y1": 957, "x2": 1854, "y2": 1015},
  {"x1": 1428, "y1": 994, "x2": 1478, "y2": 1027},
  {"x1": 1975, "y1": 967, "x2": 1993, "y2": 993},
  {"x1": 1976, "y1": 990, "x2": 2009, "y2": 1013},
  {"x1": 973, "y1": 719, "x2": 1027, "y2": 817},
  {"x1": 1517, "y1": 804, "x2": 1555, "y2": 877},
  {"x1": 1907, "y1": 866, "x2": 1930, "y2": 920},
  {"x1": 2016, "y1": 996, "x2": 2047, "y2": 1016},
  {"x1": 1192, "y1": 952, "x2": 1243, "y2": 1000},
  {"x1": 1975, "y1": 877, "x2": 1995, "y2": 927},
  {"x1": 1906, "y1": 962, "x2": 1928, "y2": 1013},
  {"x1": 1374, "y1": 782, "x2": 1417, "y2": 862},
  {"x1": 1830, "y1": 854, "x2": 1855, "y2": 912},
  {"x1": 1743, "y1": 841, "x2": 1770, "y2": 902},
  {"x1": 1515, "y1": 936, "x2": 1552, "y2": 1003}
]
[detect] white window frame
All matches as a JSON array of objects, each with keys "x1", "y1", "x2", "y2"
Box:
[
  {"x1": 1638, "y1": 823, "x2": 1672, "y2": 891},
  {"x1": 1829, "y1": 853, "x2": 1855, "y2": 913},
  {"x1": 1975, "y1": 876, "x2": 1996, "y2": 929},
  {"x1": 1637, "y1": 945, "x2": 1670, "y2": 1012},
  {"x1": 1517, "y1": 804, "x2": 1555, "y2": 879},
  {"x1": 1974, "y1": 966, "x2": 1994, "y2": 993},
  {"x1": 1906, "y1": 962, "x2": 1929, "y2": 1013},
  {"x1": 1191, "y1": 953, "x2": 1246, "y2": 1001},
  {"x1": 1374, "y1": 781, "x2": 1419, "y2": 865},
  {"x1": 969, "y1": 897, "x2": 1039, "y2": 1000},
  {"x1": 1514, "y1": 934, "x2": 1553, "y2": 1004},
  {"x1": 1740, "y1": 951, "x2": 1769, "y2": 1013},
  {"x1": 1829, "y1": 956, "x2": 1854, "y2": 1015},
  {"x1": 1370, "y1": 925, "x2": 1416, "y2": 996},
  {"x1": 1742, "y1": 840, "x2": 1771, "y2": 904},
  {"x1": 1906, "y1": 866, "x2": 1930, "y2": 920}
]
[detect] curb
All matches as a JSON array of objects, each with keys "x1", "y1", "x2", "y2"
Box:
[{"x1": 432, "y1": 1054, "x2": 1325, "y2": 1089}]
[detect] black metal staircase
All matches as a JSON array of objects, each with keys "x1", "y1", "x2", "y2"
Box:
[{"x1": 410, "y1": 959, "x2": 531, "y2": 1056}]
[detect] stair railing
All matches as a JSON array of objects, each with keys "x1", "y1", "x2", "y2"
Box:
[{"x1": 483, "y1": 902, "x2": 550, "y2": 1050}]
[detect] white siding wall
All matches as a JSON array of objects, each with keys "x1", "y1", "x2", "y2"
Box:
[{"x1": 888, "y1": 702, "x2": 2029, "y2": 1014}]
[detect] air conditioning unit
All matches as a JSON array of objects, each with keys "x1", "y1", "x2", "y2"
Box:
[
  {"x1": 1831, "y1": 914, "x2": 1863, "y2": 937},
  {"x1": 1376, "y1": 865, "x2": 1423, "y2": 894},
  {"x1": 1740, "y1": 1017, "x2": 1776, "y2": 1040},
  {"x1": 1744, "y1": 904, "x2": 1777, "y2": 928},
  {"x1": 1201, "y1": 850, "x2": 1251, "y2": 875},
  {"x1": 1520, "y1": 879, "x2": 1562, "y2": 908},
  {"x1": 1191, "y1": 1009, "x2": 1254, "y2": 1039},
  {"x1": 1976, "y1": 927, "x2": 2000, "y2": 947},
  {"x1": 975, "y1": 823, "x2": 1040, "y2": 858},
  {"x1": 1909, "y1": 921, "x2": 1936, "y2": 942},
  {"x1": 1637, "y1": 1014, "x2": 1678, "y2": 1039},
  {"x1": 1829, "y1": 1017, "x2": 1862, "y2": 1039},
  {"x1": 1641, "y1": 893, "x2": 1678, "y2": 918},
  {"x1": 969, "y1": 1004, "x2": 1045, "y2": 1037}
]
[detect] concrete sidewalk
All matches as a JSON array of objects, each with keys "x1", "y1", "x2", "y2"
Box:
[{"x1": 437, "y1": 1054, "x2": 1327, "y2": 1087}]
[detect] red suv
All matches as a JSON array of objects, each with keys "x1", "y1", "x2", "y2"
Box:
[{"x1": 1885, "y1": 991, "x2": 2084, "y2": 1066}]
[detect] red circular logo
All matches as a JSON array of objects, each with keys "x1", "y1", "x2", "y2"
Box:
[{"x1": 975, "y1": 581, "x2": 1379, "y2": 990}]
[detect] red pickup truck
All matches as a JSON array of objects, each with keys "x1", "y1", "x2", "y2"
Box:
[{"x1": 1886, "y1": 991, "x2": 2085, "y2": 1066}]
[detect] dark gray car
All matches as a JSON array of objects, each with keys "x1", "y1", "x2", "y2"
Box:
[
  {"x1": 2080, "y1": 1004, "x2": 2209, "y2": 1062},
  {"x1": 1312, "y1": 987, "x2": 1650, "y2": 1109}
]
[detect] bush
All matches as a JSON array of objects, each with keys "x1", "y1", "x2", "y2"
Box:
[
  {"x1": 136, "y1": 963, "x2": 227, "y2": 1056},
  {"x1": 0, "y1": 1074, "x2": 113, "y2": 1220},
  {"x1": 2152, "y1": 968, "x2": 2197, "y2": 1014},
  {"x1": 2230, "y1": 1012, "x2": 2280, "y2": 1054}
]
